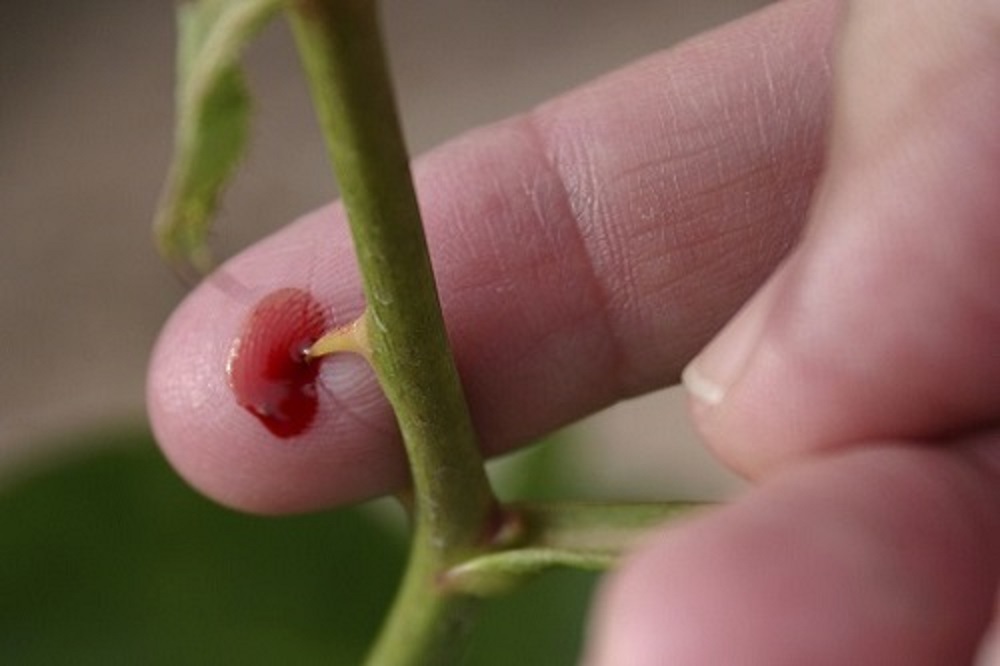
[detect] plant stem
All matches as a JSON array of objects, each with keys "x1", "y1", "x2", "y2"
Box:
[
  {"x1": 443, "y1": 502, "x2": 707, "y2": 597},
  {"x1": 286, "y1": 1, "x2": 496, "y2": 663}
]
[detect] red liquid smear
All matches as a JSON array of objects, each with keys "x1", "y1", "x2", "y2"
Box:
[{"x1": 227, "y1": 288, "x2": 329, "y2": 438}]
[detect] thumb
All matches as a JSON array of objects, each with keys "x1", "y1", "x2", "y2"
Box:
[{"x1": 682, "y1": 0, "x2": 1000, "y2": 476}]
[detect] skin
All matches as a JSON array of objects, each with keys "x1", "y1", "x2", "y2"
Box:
[{"x1": 147, "y1": 0, "x2": 1000, "y2": 663}]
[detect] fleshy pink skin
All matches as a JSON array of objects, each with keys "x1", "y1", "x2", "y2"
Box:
[
  {"x1": 148, "y1": 0, "x2": 1000, "y2": 663},
  {"x1": 226, "y1": 288, "x2": 328, "y2": 438}
]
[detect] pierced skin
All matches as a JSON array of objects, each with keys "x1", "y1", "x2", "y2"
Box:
[{"x1": 226, "y1": 288, "x2": 329, "y2": 438}]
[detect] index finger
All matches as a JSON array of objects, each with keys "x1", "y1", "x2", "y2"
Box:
[{"x1": 147, "y1": 0, "x2": 835, "y2": 513}]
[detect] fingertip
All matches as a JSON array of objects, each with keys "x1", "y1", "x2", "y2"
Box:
[
  {"x1": 146, "y1": 208, "x2": 405, "y2": 514},
  {"x1": 679, "y1": 262, "x2": 798, "y2": 478}
]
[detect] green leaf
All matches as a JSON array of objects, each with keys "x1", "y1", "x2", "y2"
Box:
[
  {"x1": 154, "y1": 0, "x2": 280, "y2": 278},
  {"x1": 0, "y1": 430, "x2": 406, "y2": 665}
]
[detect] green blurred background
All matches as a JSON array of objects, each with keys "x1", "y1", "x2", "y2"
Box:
[{"x1": 0, "y1": 1, "x2": 763, "y2": 662}]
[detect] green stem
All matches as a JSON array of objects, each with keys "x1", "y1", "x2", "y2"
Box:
[
  {"x1": 286, "y1": 1, "x2": 496, "y2": 663},
  {"x1": 443, "y1": 502, "x2": 707, "y2": 596},
  {"x1": 513, "y1": 501, "x2": 705, "y2": 553}
]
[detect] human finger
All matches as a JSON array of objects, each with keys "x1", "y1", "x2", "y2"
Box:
[
  {"x1": 682, "y1": 0, "x2": 1000, "y2": 476},
  {"x1": 586, "y1": 438, "x2": 1000, "y2": 665},
  {"x1": 148, "y1": 0, "x2": 836, "y2": 513}
]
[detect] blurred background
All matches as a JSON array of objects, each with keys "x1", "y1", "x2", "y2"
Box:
[{"x1": 1, "y1": 1, "x2": 767, "y2": 662}]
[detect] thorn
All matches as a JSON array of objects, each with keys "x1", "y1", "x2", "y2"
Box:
[{"x1": 306, "y1": 311, "x2": 371, "y2": 362}]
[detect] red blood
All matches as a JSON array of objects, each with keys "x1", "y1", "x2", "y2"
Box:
[{"x1": 226, "y1": 288, "x2": 329, "y2": 438}]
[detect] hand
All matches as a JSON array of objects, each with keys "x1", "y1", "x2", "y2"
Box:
[{"x1": 147, "y1": 0, "x2": 1000, "y2": 663}]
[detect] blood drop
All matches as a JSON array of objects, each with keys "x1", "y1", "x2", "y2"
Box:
[{"x1": 226, "y1": 288, "x2": 329, "y2": 438}]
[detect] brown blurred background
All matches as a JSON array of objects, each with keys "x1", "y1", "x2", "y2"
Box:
[{"x1": 0, "y1": 0, "x2": 768, "y2": 495}]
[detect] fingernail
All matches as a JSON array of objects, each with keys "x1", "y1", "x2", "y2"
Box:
[{"x1": 682, "y1": 275, "x2": 781, "y2": 406}]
